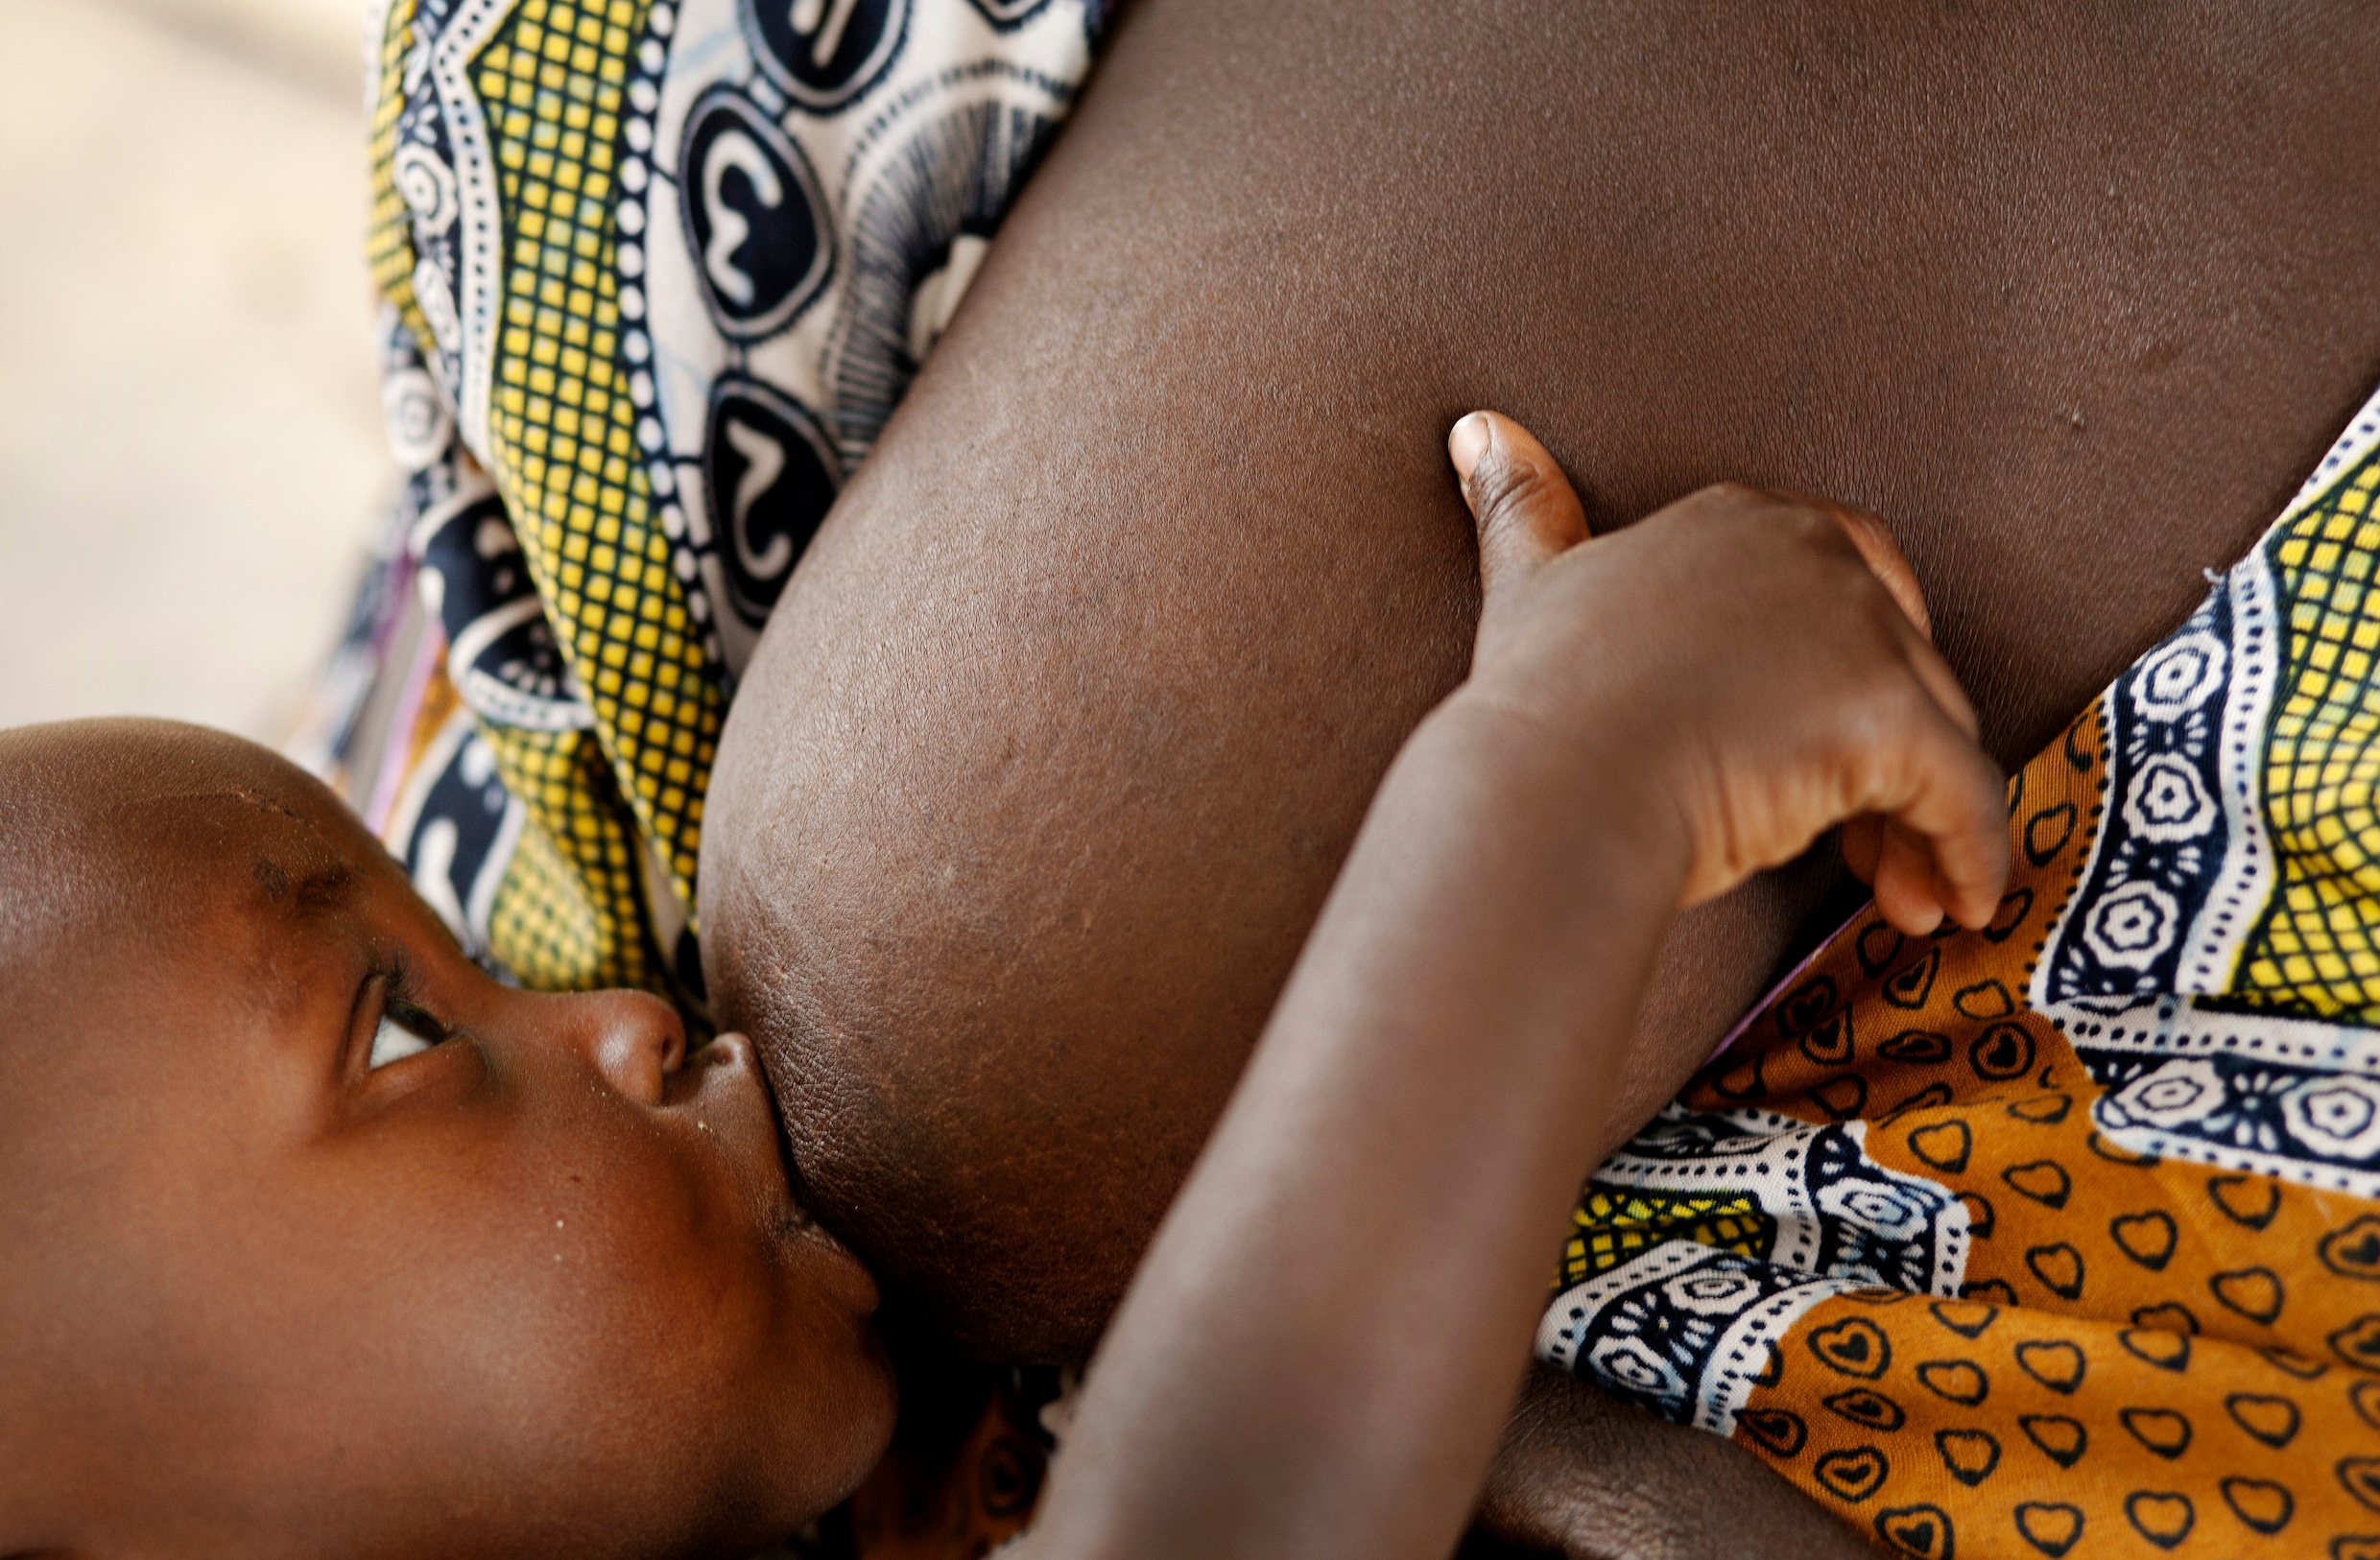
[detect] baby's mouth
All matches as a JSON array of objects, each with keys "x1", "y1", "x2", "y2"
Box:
[
  {"x1": 766, "y1": 1159, "x2": 881, "y2": 1315},
  {"x1": 697, "y1": 1031, "x2": 877, "y2": 1296}
]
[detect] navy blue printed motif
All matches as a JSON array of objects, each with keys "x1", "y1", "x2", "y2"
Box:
[
  {"x1": 745, "y1": 0, "x2": 910, "y2": 109},
  {"x1": 1539, "y1": 1109, "x2": 1969, "y2": 1433},
  {"x1": 702, "y1": 374, "x2": 843, "y2": 626},
  {"x1": 826, "y1": 89, "x2": 1066, "y2": 457},
  {"x1": 680, "y1": 89, "x2": 835, "y2": 340},
  {"x1": 1543, "y1": 1246, "x2": 1852, "y2": 1430},
  {"x1": 2042, "y1": 587, "x2": 2233, "y2": 1008}
]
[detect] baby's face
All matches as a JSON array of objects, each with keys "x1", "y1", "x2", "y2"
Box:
[{"x1": 1, "y1": 722, "x2": 893, "y2": 1557}]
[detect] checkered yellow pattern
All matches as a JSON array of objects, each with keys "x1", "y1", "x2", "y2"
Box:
[
  {"x1": 483, "y1": 723, "x2": 654, "y2": 984},
  {"x1": 368, "y1": 0, "x2": 722, "y2": 994},
  {"x1": 1559, "y1": 1189, "x2": 1773, "y2": 1288},
  {"x1": 365, "y1": 0, "x2": 421, "y2": 343},
  {"x1": 2234, "y1": 452, "x2": 2380, "y2": 1021}
]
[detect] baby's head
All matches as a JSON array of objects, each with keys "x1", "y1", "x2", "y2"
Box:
[{"x1": 0, "y1": 720, "x2": 893, "y2": 1557}]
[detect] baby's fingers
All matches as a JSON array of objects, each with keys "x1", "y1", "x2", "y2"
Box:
[
  {"x1": 1448, "y1": 413, "x2": 1590, "y2": 603},
  {"x1": 1871, "y1": 818, "x2": 1953, "y2": 935},
  {"x1": 1868, "y1": 704, "x2": 2010, "y2": 935}
]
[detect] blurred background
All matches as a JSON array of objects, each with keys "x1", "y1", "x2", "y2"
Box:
[{"x1": 0, "y1": 0, "x2": 389, "y2": 741}]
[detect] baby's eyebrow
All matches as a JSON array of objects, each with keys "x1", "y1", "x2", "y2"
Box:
[{"x1": 249, "y1": 856, "x2": 361, "y2": 924}]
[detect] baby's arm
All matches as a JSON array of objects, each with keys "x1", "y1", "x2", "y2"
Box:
[{"x1": 1014, "y1": 414, "x2": 2009, "y2": 1560}]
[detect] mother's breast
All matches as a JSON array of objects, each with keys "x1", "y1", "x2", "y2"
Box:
[
  {"x1": 697, "y1": 215, "x2": 1486, "y2": 1360},
  {"x1": 698, "y1": 0, "x2": 2380, "y2": 1359}
]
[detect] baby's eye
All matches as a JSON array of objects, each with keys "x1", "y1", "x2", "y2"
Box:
[{"x1": 368, "y1": 999, "x2": 448, "y2": 1070}]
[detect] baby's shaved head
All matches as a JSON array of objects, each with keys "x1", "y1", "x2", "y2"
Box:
[
  {"x1": 0, "y1": 721, "x2": 369, "y2": 1549},
  {"x1": 0, "y1": 720, "x2": 344, "y2": 994},
  {"x1": 0, "y1": 719, "x2": 893, "y2": 1559}
]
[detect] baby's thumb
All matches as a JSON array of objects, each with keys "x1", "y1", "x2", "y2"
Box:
[{"x1": 1449, "y1": 412, "x2": 1590, "y2": 601}]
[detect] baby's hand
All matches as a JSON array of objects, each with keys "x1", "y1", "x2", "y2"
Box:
[{"x1": 1446, "y1": 413, "x2": 2007, "y2": 935}]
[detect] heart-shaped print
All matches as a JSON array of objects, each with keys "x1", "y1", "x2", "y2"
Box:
[
  {"x1": 1739, "y1": 1407, "x2": 1806, "y2": 1457},
  {"x1": 2006, "y1": 1092, "x2": 2071, "y2": 1124},
  {"x1": 1916, "y1": 1359, "x2": 1988, "y2": 1406},
  {"x1": 1954, "y1": 979, "x2": 2015, "y2": 1020},
  {"x1": 2119, "y1": 1408, "x2": 2191, "y2": 1459},
  {"x1": 1928, "y1": 1299, "x2": 1997, "y2": 1340},
  {"x1": 2110, "y1": 1211, "x2": 2178, "y2": 1270},
  {"x1": 1908, "y1": 1120, "x2": 1973, "y2": 1172},
  {"x1": 2225, "y1": 1392, "x2": 2299, "y2": 1448},
  {"x1": 2263, "y1": 1344, "x2": 2326, "y2": 1380},
  {"x1": 1963, "y1": 1277, "x2": 2017, "y2": 1307},
  {"x1": 2017, "y1": 1414, "x2": 2086, "y2": 1468},
  {"x1": 2026, "y1": 1242, "x2": 2085, "y2": 1300},
  {"x1": 1711, "y1": 1052, "x2": 1770, "y2": 1100},
  {"x1": 1800, "y1": 1011, "x2": 1855, "y2": 1066},
  {"x1": 1969, "y1": 1022, "x2": 2035, "y2": 1080},
  {"x1": 2219, "y1": 1477, "x2": 2294, "y2": 1535},
  {"x1": 2211, "y1": 1266, "x2": 2284, "y2": 1324},
  {"x1": 1808, "y1": 1317, "x2": 1892, "y2": 1380},
  {"x1": 2323, "y1": 1215, "x2": 2380, "y2": 1281},
  {"x1": 2207, "y1": 1173, "x2": 2278, "y2": 1229},
  {"x1": 1815, "y1": 1445, "x2": 1890, "y2": 1502},
  {"x1": 2124, "y1": 1491, "x2": 2194, "y2": 1550},
  {"x1": 2354, "y1": 1380, "x2": 2380, "y2": 1430},
  {"x1": 1823, "y1": 1388, "x2": 1906, "y2": 1430},
  {"x1": 1933, "y1": 1429, "x2": 1999, "y2": 1487},
  {"x1": 1984, "y1": 886, "x2": 2035, "y2": 941},
  {"x1": 2130, "y1": 1302, "x2": 2198, "y2": 1336},
  {"x1": 2331, "y1": 1314, "x2": 2380, "y2": 1372},
  {"x1": 1777, "y1": 976, "x2": 1840, "y2": 1037},
  {"x1": 2120, "y1": 1327, "x2": 2190, "y2": 1373},
  {"x1": 2002, "y1": 1160, "x2": 2071, "y2": 1208},
  {"x1": 1842, "y1": 1287, "x2": 1911, "y2": 1309},
  {"x1": 1871, "y1": 1502, "x2": 1955, "y2": 1560},
  {"x1": 1881, "y1": 1081, "x2": 1955, "y2": 1122},
  {"x1": 2339, "y1": 1456, "x2": 2380, "y2": 1514},
  {"x1": 2024, "y1": 801, "x2": 2077, "y2": 863},
  {"x1": 1883, "y1": 948, "x2": 1939, "y2": 1009},
  {"x1": 2015, "y1": 1340, "x2": 2086, "y2": 1394},
  {"x1": 1810, "y1": 1073, "x2": 1868, "y2": 1121},
  {"x1": 1879, "y1": 1028, "x2": 1951, "y2": 1063},
  {"x1": 2013, "y1": 1501, "x2": 2082, "y2": 1556},
  {"x1": 1857, "y1": 922, "x2": 1906, "y2": 976}
]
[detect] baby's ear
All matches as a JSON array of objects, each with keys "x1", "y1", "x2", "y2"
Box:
[{"x1": 1447, "y1": 412, "x2": 1590, "y2": 603}]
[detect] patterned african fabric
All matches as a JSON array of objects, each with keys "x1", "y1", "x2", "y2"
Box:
[
  {"x1": 1537, "y1": 388, "x2": 2380, "y2": 1558},
  {"x1": 303, "y1": 0, "x2": 1110, "y2": 1006}
]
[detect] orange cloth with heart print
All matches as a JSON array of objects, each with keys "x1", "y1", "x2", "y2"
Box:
[{"x1": 1537, "y1": 391, "x2": 2380, "y2": 1558}]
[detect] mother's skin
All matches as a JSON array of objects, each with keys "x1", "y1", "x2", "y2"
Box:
[{"x1": 703, "y1": 0, "x2": 2380, "y2": 1366}]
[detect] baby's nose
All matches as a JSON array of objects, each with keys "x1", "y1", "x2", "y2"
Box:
[{"x1": 575, "y1": 987, "x2": 687, "y2": 1104}]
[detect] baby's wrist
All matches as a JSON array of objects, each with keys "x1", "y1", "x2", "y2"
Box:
[{"x1": 1403, "y1": 690, "x2": 1692, "y2": 915}]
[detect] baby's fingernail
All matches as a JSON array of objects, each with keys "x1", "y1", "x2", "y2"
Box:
[{"x1": 1448, "y1": 413, "x2": 1491, "y2": 483}]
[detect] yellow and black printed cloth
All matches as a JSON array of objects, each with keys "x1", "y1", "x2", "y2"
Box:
[
  {"x1": 296, "y1": 0, "x2": 1107, "y2": 1009},
  {"x1": 1542, "y1": 391, "x2": 2380, "y2": 1558}
]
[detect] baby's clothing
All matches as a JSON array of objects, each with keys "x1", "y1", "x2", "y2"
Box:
[{"x1": 1546, "y1": 386, "x2": 2380, "y2": 1559}]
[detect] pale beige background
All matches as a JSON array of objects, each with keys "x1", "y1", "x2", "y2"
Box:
[{"x1": 0, "y1": 0, "x2": 390, "y2": 742}]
